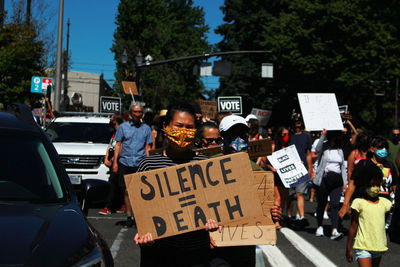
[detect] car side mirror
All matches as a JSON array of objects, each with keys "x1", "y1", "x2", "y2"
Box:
[{"x1": 81, "y1": 179, "x2": 110, "y2": 216}]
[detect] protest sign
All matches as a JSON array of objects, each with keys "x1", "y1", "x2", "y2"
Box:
[
  {"x1": 193, "y1": 146, "x2": 223, "y2": 157},
  {"x1": 125, "y1": 152, "x2": 264, "y2": 239},
  {"x1": 247, "y1": 139, "x2": 273, "y2": 157},
  {"x1": 297, "y1": 93, "x2": 344, "y2": 131},
  {"x1": 251, "y1": 108, "x2": 272, "y2": 127},
  {"x1": 267, "y1": 145, "x2": 309, "y2": 188},
  {"x1": 196, "y1": 99, "x2": 218, "y2": 119},
  {"x1": 210, "y1": 171, "x2": 276, "y2": 246}
]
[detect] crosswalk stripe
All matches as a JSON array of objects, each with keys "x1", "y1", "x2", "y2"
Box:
[
  {"x1": 280, "y1": 228, "x2": 337, "y2": 267},
  {"x1": 259, "y1": 244, "x2": 294, "y2": 267},
  {"x1": 110, "y1": 228, "x2": 128, "y2": 259}
]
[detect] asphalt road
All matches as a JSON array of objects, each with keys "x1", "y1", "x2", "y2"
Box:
[{"x1": 87, "y1": 200, "x2": 400, "y2": 267}]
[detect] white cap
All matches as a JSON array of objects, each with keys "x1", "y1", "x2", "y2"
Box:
[
  {"x1": 245, "y1": 114, "x2": 258, "y2": 122},
  {"x1": 219, "y1": 115, "x2": 248, "y2": 132}
]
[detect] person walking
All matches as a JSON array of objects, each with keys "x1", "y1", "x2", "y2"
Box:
[
  {"x1": 112, "y1": 104, "x2": 153, "y2": 227},
  {"x1": 99, "y1": 113, "x2": 125, "y2": 215},
  {"x1": 290, "y1": 119, "x2": 313, "y2": 225},
  {"x1": 346, "y1": 164, "x2": 392, "y2": 266},
  {"x1": 313, "y1": 130, "x2": 347, "y2": 240}
]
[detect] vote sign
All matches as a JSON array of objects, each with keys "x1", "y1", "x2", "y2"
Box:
[
  {"x1": 100, "y1": 96, "x2": 121, "y2": 113},
  {"x1": 31, "y1": 76, "x2": 53, "y2": 94},
  {"x1": 218, "y1": 96, "x2": 242, "y2": 114}
]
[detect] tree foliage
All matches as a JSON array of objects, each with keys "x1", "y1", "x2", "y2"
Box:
[
  {"x1": 0, "y1": 0, "x2": 52, "y2": 108},
  {"x1": 112, "y1": 0, "x2": 210, "y2": 111},
  {"x1": 216, "y1": 0, "x2": 400, "y2": 132}
]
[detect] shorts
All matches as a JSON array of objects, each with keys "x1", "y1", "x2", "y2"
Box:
[
  {"x1": 295, "y1": 180, "x2": 309, "y2": 194},
  {"x1": 355, "y1": 249, "x2": 385, "y2": 261},
  {"x1": 118, "y1": 163, "x2": 138, "y2": 188}
]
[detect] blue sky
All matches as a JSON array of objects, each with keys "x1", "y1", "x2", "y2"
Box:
[{"x1": 4, "y1": 0, "x2": 224, "y2": 90}]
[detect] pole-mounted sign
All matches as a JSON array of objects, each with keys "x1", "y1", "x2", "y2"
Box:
[
  {"x1": 100, "y1": 96, "x2": 121, "y2": 113},
  {"x1": 218, "y1": 96, "x2": 243, "y2": 115},
  {"x1": 30, "y1": 76, "x2": 53, "y2": 94}
]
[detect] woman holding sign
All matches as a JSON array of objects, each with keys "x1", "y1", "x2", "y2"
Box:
[{"x1": 134, "y1": 102, "x2": 221, "y2": 267}]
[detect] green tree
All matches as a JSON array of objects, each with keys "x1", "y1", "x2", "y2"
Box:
[
  {"x1": 112, "y1": 0, "x2": 210, "y2": 111},
  {"x1": 215, "y1": 0, "x2": 291, "y2": 119},
  {"x1": 0, "y1": 0, "x2": 52, "y2": 108},
  {"x1": 217, "y1": 0, "x2": 400, "y2": 132}
]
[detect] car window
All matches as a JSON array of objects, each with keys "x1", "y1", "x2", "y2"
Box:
[
  {"x1": 0, "y1": 133, "x2": 64, "y2": 202},
  {"x1": 46, "y1": 122, "x2": 114, "y2": 143}
]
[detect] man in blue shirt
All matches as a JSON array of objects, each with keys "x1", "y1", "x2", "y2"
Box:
[{"x1": 112, "y1": 104, "x2": 153, "y2": 227}]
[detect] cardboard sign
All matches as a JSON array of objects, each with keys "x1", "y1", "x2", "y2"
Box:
[
  {"x1": 122, "y1": 81, "x2": 139, "y2": 95},
  {"x1": 297, "y1": 93, "x2": 344, "y2": 131},
  {"x1": 196, "y1": 99, "x2": 218, "y2": 119},
  {"x1": 210, "y1": 171, "x2": 276, "y2": 246},
  {"x1": 218, "y1": 96, "x2": 243, "y2": 114},
  {"x1": 267, "y1": 145, "x2": 310, "y2": 188},
  {"x1": 193, "y1": 146, "x2": 223, "y2": 157},
  {"x1": 247, "y1": 139, "x2": 273, "y2": 157},
  {"x1": 125, "y1": 152, "x2": 264, "y2": 239},
  {"x1": 251, "y1": 108, "x2": 272, "y2": 127}
]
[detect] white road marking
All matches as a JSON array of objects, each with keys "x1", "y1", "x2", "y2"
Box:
[
  {"x1": 110, "y1": 228, "x2": 128, "y2": 259},
  {"x1": 259, "y1": 244, "x2": 294, "y2": 267},
  {"x1": 280, "y1": 228, "x2": 337, "y2": 267}
]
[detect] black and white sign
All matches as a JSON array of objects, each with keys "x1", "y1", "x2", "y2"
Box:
[
  {"x1": 217, "y1": 96, "x2": 242, "y2": 114},
  {"x1": 267, "y1": 145, "x2": 310, "y2": 188},
  {"x1": 100, "y1": 96, "x2": 121, "y2": 113}
]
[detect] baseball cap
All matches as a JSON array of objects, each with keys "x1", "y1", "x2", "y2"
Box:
[
  {"x1": 219, "y1": 115, "x2": 248, "y2": 132},
  {"x1": 245, "y1": 114, "x2": 258, "y2": 122}
]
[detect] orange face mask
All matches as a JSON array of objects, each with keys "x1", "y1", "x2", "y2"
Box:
[{"x1": 165, "y1": 126, "x2": 196, "y2": 151}]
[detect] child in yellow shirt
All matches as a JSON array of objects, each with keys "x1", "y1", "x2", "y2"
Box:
[{"x1": 346, "y1": 163, "x2": 392, "y2": 267}]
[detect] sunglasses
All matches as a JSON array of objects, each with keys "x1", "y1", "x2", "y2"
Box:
[
  {"x1": 204, "y1": 137, "x2": 223, "y2": 145},
  {"x1": 282, "y1": 133, "x2": 289, "y2": 136},
  {"x1": 132, "y1": 110, "x2": 143, "y2": 114}
]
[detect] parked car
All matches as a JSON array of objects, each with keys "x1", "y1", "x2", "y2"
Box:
[
  {"x1": 0, "y1": 104, "x2": 113, "y2": 266},
  {"x1": 45, "y1": 115, "x2": 114, "y2": 187}
]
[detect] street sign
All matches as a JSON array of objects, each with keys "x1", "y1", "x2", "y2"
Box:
[
  {"x1": 100, "y1": 96, "x2": 121, "y2": 113},
  {"x1": 217, "y1": 96, "x2": 242, "y2": 114},
  {"x1": 30, "y1": 76, "x2": 53, "y2": 94}
]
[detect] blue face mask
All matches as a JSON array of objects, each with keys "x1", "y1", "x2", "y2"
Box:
[
  {"x1": 376, "y1": 148, "x2": 388, "y2": 158},
  {"x1": 230, "y1": 136, "x2": 248, "y2": 152}
]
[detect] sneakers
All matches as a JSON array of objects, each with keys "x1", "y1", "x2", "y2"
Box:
[
  {"x1": 323, "y1": 212, "x2": 329, "y2": 220},
  {"x1": 116, "y1": 205, "x2": 126, "y2": 214},
  {"x1": 330, "y1": 230, "x2": 343, "y2": 240},
  {"x1": 98, "y1": 207, "x2": 111, "y2": 215},
  {"x1": 315, "y1": 226, "x2": 324, "y2": 237},
  {"x1": 124, "y1": 216, "x2": 135, "y2": 228}
]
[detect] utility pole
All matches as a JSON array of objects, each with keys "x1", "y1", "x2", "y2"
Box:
[
  {"x1": 26, "y1": 0, "x2": 31, "y2": 26},
  {"x1": 0, "y1": 0, "x2": 4, "y2": 27},
  {"x1": 61, "y1": 18, "x2": 70, "y2": 111},
  {"x1": 54, "y1": 0, "x2": 64, "y2": 112},
  {"x1": 395, "y1": 77, "x2": 399, "y2": 128}
]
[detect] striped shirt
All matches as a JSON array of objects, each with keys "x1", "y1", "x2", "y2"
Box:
[{"x1": 137, "y1": 152, "x2": 210, "y2": 250}]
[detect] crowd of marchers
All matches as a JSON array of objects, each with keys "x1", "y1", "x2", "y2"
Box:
[{"x1": 98, "y1": 101, "x2": 400, "y2": 267}]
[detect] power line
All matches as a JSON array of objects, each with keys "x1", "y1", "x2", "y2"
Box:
[{"x1": 72, "y1": 62, "x2": 115, "y2": 66}]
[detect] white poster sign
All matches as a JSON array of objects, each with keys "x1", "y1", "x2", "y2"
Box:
[
  {"x1": 297, "y1": 93, "x2": 344, "y2": 131},
  {"x1": 251, "y1": 108, "x2": 272, "y2": 127},
  {"x1": 267, "y1": 145, "x2": 309, "y2": 188}
]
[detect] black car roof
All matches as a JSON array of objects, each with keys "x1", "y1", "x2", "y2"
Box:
[{"x1": 0, "y1": 112, "x2": 41, "y2": 135}]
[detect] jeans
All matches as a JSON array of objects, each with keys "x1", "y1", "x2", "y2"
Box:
[{"x1": 316, "y1": 172, "x2": 342, "y2": 229}]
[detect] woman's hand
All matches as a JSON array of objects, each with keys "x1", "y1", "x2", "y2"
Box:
[
  {"x1": 205, "y1": 219, "x2": 222, "y2": 233},
  {"x1": 271, "y1": 205, "x2": 282, "y2": 222},
  {"x1": 134, "y1": 233, "x2": 154, "y2": 246}
]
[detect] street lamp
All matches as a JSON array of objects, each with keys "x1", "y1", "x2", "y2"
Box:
[
  {"x1": 135, "y1": 51, "x2": 143, "y2": 96},
  {"x1": 121, "y1": 49, "x2": 128, "y2": 65}
]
